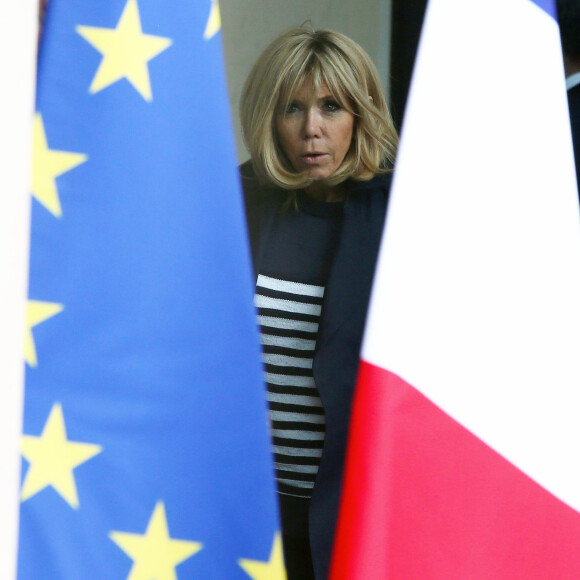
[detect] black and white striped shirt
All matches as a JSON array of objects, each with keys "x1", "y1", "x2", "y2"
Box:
[{"x1": 256, "y1": 274, "x2": 326, "y2": 498}]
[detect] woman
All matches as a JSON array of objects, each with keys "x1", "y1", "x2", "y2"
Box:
[{"x1": 240, "y1": 28, "x2": 398, "y2": 580}]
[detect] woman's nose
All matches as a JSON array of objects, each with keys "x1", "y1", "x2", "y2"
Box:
[{"x1": 303, "y1": 109, "x2": 322, "y2": 138}]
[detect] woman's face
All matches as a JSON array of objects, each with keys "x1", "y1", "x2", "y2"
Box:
[{"x1": 275, "y1": 81, "x2": 355, "y2": 188}]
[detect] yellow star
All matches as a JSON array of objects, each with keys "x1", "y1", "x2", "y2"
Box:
[
  {"x1": 110, "y1": 502, "x2": 202, "y2": 580},
  {"x1": 21, "y1": 403, "x2": 102, "y2": 508},
  {"x1": 239, "y1": 533, "x2": 287, "y2": 580},
  {"x1": 77, "y1": 0, "x2": 172, "y2": 101},
  {"x1": 25, "y1": 300, "x2": 64, "y2": 367},
  {"x1": 31, "y1": 113, "x2": 88, "y2": 218},
  {"x1": 204, "y1": 0, "x2": 221, "y2": 40}
]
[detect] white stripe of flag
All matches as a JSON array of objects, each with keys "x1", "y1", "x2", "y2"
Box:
[
  {"x1": 365, "y1": 0, "x2": 580, "y2": 512},
  {"x1": 0, "y1": 2, "x2": 38, "y2": 579}
]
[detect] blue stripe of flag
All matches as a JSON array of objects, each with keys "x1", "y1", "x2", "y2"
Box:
[{"x1": 528, "y1": 0, "x2": 557, "y2": 20}]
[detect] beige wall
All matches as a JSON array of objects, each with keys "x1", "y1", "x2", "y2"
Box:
[{"x1": 220, "y1": 0, "x2": 392, "y2": 162}]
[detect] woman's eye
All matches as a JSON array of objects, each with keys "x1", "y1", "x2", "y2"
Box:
[
  {"x1": 323, "y1": 100, "x2": 341, "y2": 112},
  {"x1": 285, "y1": 103, "x2": 299, "y2": 114}
]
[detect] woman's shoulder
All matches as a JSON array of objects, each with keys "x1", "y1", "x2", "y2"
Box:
[
  {"x1": 239, "y1": 160, "x2": 290, "y2": 210},
  {"x1": 240, "y1": 160, "x2": 275, "y2": 201},
  {"x1": 239, "y1": 159, "x2": 256, "y2": 181},
  {"x1": 238, "y1": 160, "x2": 291, "y2": 234},
  {"x1": 347, "y1": 170, "x2": 393, "y2": 199},
  {"x1": 239, "y1": 159, "x2": 260, "y2": 196}
]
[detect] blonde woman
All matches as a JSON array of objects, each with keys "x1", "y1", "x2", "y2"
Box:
[{"x1": 240, "y1": 28, "x2": 398, "y2": 580}]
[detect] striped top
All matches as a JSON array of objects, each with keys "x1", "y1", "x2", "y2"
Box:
[{"x1": 255, "y1": 273, "x2": 326, "y2": 498}]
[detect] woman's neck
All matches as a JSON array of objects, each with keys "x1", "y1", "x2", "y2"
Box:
[{"x1": 304, "y1": 181, "x2": 347, "y2": 203}]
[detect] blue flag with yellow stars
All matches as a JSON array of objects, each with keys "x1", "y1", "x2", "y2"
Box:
[{"x1": 18, "y1": 1, "x2": 285, "y2": 578}]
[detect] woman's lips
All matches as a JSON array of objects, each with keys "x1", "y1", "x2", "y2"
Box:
[{"x1": 301, "y1": 153, "x2": 327, "y2": 164}]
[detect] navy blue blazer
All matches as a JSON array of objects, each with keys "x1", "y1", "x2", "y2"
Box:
[{"x1": 241, "y1": 161, "x2": 392, "y2": 580}]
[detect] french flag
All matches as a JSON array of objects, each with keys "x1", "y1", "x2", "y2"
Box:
[{"x1": 331, "y1": 0, "x2": 580, "y2": 578}]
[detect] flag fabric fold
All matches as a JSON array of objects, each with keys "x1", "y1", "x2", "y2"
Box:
[
  {"x1": 331, "y1": 0, "x2": 580, "y2": 577},
  {"x1": 18, "y1": 1, "x2": 281, "y2": 578}
]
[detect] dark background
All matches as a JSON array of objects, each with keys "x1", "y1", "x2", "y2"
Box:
[{"x1": 389, "y1": 0, "x2": 428, "y2": 131}]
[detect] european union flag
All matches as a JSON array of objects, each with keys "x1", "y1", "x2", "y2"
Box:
[{"x1": 19, "y1": 1, "x2": 283, "y2": 578}]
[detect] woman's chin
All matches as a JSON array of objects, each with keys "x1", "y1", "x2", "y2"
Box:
[{"x1": 303, "y1": 169, "x2": 333, "y2": 182}]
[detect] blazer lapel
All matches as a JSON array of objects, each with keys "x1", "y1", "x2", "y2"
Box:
[{"x1": 316, "y1": 175, "x2": 390, "y2": 349}]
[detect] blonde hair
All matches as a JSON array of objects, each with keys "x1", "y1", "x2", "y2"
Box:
[{"x1": 240, "y1": 28, "x2": 398, "y2": 190}]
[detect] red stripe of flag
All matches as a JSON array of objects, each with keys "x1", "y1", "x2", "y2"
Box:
[{"x1": 331, "y1": 360, "x2": 580, "y2": 579}]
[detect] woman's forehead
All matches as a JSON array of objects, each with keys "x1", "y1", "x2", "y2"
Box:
[
  {"x1": 286, "y1": 75, "x2": 346, "y2": 102},
  {"x1": 294, "y1": 79, "x2": 331, "y2": 97}
]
